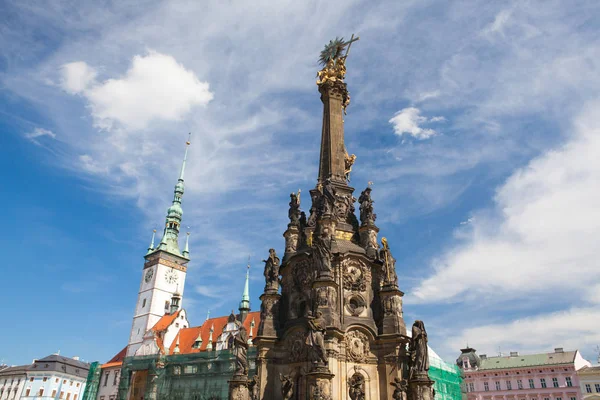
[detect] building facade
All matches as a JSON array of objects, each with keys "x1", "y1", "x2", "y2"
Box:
[
  {"x1": 457, "y1": 347, "x2": 590, "y2": 400},
  {"x1": 577, "y1": 366, "x2": 600, "y2": 400},
  {"x1": 0, "y1": 355, "x2": 89, "y2": 400}
]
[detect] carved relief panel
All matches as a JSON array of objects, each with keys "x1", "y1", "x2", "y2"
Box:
[{"x1": 345, "y1": 330, "x2": 372, "y2": 363}]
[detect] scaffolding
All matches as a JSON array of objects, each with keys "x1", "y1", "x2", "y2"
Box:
[
  {"x1": 118, "y1": 348, "x2": 258, "y2": 400},
  {"x1": 82, "y1": 362, "x2": 101, "y2": 400},
  {"x1": 429, "y1": 356, "x2": 464, "y2": 400}
]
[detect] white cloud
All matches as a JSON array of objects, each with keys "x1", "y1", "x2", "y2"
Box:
[
  {"x1": 24, "y1": 127, "x2": 56, "y2": 145},
  {"x1": 389, "y1": 107, "x2": 444, "y2": 140},
  {"x1": 413, "y1": 101, "x2": 600, "y2": 305},
  {"x1": 60, "y1": 61, "x2": 97, "y2": 94},
  {"x1": 448, "y1": 307, "x2": 600, "y2": 357},
  {"x1": 63, "y1": 52, "x2": 214, "y2": 131}
]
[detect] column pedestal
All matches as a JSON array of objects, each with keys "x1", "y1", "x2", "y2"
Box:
[
  {"x1": 306, "y1": 366, "x2": 334, "y2": 400},
  {"x1": 379, "y1": 285, "x2": 406, "y2": 335},
  {"x1": 228, "y1": 375, "x2": 249, "y2": 400},
  {"x1": 409, "y1": 373, "x2": 435, "y2": 400}
]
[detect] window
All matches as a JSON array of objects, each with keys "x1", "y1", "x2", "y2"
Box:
[
  {"x1": 29, "y1": 378, "x2": 33, "y2": 382},
  {"x1": 52, "y1": 390, "x2": 57, "y2": 397},
  {"x1": 25, "y1": 389, "x2": 31, "y2": 396},
  {"x1": 469, "y1": 383, "x2": 474, "y2": 392},
  {"x1": 570, "y1": 397, "x2": 576, "y2": 400},
  {"x1": 66, "y1": 393, "x2": 71, "y2": 400},
  {"x1": 74, "y1": 395, "x2": 78, "y2": 400},
  {"x1": 113, "y1": 371, "x2": 119, "y2": 386},
  {"x1": 544, "y1": 397, "x2": 550, "y2": 400},
  {"x1": 586, "y1": 384, "x2": 592, "y2": 393},
  {"x1": 566, "y1": 377, "x2": 572, "y2": 387},
  {"x1": 76, "y1": 383, "x2": 80, "y2": 387},
  {"x1": 38, "y1": 388, "x2": 44, "y2": 396},
  {"x1": 104, "y1": 372, "x2": 109, "y2": 386},
  {"x1": 556, "y1": 397, "x2": 562, "y2": 400},
  {"x1": 142, "y1": 299, "x2": 146, "y2": 308},
  {"x1": 596, "y1": 384, "x2": 600, "y2": 393},
  {"x1": 43, "y1": 377, "x2": 47, "y2": 382},
  {"x1": 517, "y1": 380, "x2": 523, "y2": 389},
  {"x1": 552, "y1": 378, "x2": 559, "y2": 388},
  {"x1": 540, "y1": 378, "x2": 547, "y2": 388},
  {"x1": 183, "y1": 365, "x2": 197, "y2": 374},
  {"x1": 529, "y1": 379, "x2": 535, "y2": 389},
  {"x1": 484, "y1": 382, "x2": 489, "y2": 392},
  {"x1": 70, "y1": 381, "x2": 73, "y2": 386},
  {"x1": 60, "y1": 391, "x2": 65, "y2": 399},
  {"x1": 507, "y1": 381, "x2": 512, "y2": 390},
  {"x1": 496, "y1": 381, "x2": 501, "y2": 390},
  {"x1": 56, "y1": 378, "x2": 59, "y2": 383},
  {"x1": 173, "y1": 366, "x2": 181, "y2": 375}
]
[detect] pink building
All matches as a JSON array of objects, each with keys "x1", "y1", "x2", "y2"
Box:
[{"x1": 457, "y1": 347, "x2": 591, "y2": 400}]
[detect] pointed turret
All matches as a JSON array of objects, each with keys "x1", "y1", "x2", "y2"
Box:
[
  {"x1": 182, "y1": 232, "x2": 190, "y2": 258},
  {"x1": 238, "y1": 261, "x2": 251, "y2": 322},
  {"x1": 147, "y1": 229, "x2": 156, "y2": 254},
  {"x1": 156, "y1": 134, "x2": 191, "y2": 257}
]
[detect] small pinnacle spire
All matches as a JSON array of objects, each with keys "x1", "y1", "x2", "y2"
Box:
[
  {"x1": 156, "y1": 134, "x2": 191, "y2": 256},
  {"x1": 147, "y1": 229, "x2": 157, "y2": 254},
  {"x1": 182, "y1": 232, "x2": 190, "y2": 258},
  {"x1": 239, "y1": 260, "x2": 251, "y2": 321}
]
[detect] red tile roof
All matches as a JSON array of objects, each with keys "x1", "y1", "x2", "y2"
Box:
[
  {"x1": 101, "y1": 346, "x2": 127, "y2": 368},
  {"x1": 168, "y1": 311, "x2": 261, "y2": 355},
  {"x1": 151, "y1": 310, "x2": 182, "y2": 332}
]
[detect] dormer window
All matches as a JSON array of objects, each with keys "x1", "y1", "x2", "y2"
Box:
[{"x1": 463, "y1": 357, "x2": 470, "y2": 369}]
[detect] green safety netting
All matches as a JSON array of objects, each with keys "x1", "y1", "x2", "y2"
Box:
[
  {"x1": 82, "y1": 362, "x2": 101, "y2": 400},
  {"x1": 118, "y1": 348, "x2": 257, "y2": 400},
  {"x1": 429, "y1": 357, "x2": 464, "y2": 400}
]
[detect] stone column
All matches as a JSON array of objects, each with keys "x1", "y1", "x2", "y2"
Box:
[
  {"x1": 409, "y1": 373, "x2": 435, "y2": 400},
  {"x1": 257, "y1": 292, "x2": 280, "y2": 338},
  {"x1": 228, "y1": 375, "x2": 249, "y2": 400},
  {"x1": 379, "y1": 285, "x2": 406, "y2": 335},
  {"x1": 306, "y1": 367, "x2": 335, "y2": 400}
]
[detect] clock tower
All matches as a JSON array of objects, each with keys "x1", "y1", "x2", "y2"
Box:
[{"x1": 126, "y1": 136, "x2": 192, "y2": 357}]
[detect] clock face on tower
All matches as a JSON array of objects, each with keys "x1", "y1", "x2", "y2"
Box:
[
  {"x1": 144, "y1": 268, "x2": 154, "y2": 283},
  {"x1": 165, "y1": 269, "x2": 178, "y2": 284}
]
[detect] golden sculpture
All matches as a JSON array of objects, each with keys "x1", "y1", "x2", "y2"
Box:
[{"x1": 344, "y1": 150, "x2": 357, "y2": 181}]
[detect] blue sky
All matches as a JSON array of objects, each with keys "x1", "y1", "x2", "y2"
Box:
[{"x1": 1, "y1": 0, "x2": 600, "y2": 366}]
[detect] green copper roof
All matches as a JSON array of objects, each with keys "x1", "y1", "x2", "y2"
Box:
[
  {"x1": 479, "y1": 351, "x2": 576, "y2": 370},
  {"x1": 153, "y1": 135, "x2": 191, "y2": 259},
  {"x1": 239, "y1": 264, "x2": 251, "y2": 311}
]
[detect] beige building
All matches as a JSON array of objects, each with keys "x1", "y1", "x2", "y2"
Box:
[{"x1": 578, "y1": 366, "x2": 600, "y2": 400}]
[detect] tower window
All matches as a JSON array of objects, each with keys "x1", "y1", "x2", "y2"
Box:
[{"x1": 142, "y1": 299, "x2": 146, "y2": 308}]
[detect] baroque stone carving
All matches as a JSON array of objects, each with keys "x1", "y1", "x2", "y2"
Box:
[
  {"x1": 306, "y1": 311, "x2": 328, "y2": 365},
  {"x1": 248, "y1": 376, "x2": 259, "y2": 400},
  {"x1": 312, "y1": 228, "x2": 333, "y2": 274},
  {"x1": 345, "y1": 294, "x2": 366, "y2": 316},
  {"x1": 391, "y1": 377, "x2": 408, "y2": 400},
  {"x1": 379, "y1": 238, "x2": 398, "y2": 287},
  {"x1": 311, "y1": 379, "x2": 333, "y2": 400},
  {"x1": 233, "y1": 325, "x2": 249, "y2": 376},
  {"x1": 285, "y1": 231, "x2": 299, "y2": 253},
  {"x1": 382, "y1": 295, "x2": 402, "y2": 316},
  {"x1": 263, "y1": 249, "x2": 280, "y2": 291},
  {"x1": 280, "y1": 374, "x2": 294, "y2": 400},
  {"x1": 287, "y1": 331, "x2": 308, "y2": 362},
  {"x1": 315, "y1": 286, "x2": 337, "y2": 311},
  {"x1": 345, "y1": 330, "x2": 370, "y2": 362},
  {"x1": 292, "y1": 259, "x2": 314, "y2": 290},
  {"x1": 349, "y1": 373, "x2": 366, "y2": 400},
  {"x1": 289, "y1": 190, "x2": 301, "y2": 226},
  {"x1": 410, "y1": 320, "x2": 430, "y2": 377},
  {"x1": 358, "y1": 187, "x2": 377, "y2": 226},
  {"x1": 260, "y1": 297, "x2": 277, "y2": 318},
  {"x1": 342, "y1": 259, "x2": 368, "y2": 291}
]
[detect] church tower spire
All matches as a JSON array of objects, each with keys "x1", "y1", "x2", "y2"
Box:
[
  {"x1": 157, "y1": 134, "x2": 191, "y2": 257},
  {"x1": 238, "y1": 260, "x2": 251, "y2": 322}
]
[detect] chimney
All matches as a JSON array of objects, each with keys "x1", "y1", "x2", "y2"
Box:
[
  {"x1": 480, "y1": 354, "x2": 487, "y2": 359},
  {"x1": 554, "y1": 348, "x2": 564, "y2": 353},
  {"x1": 72, "y1": 356, "x2": 80, "y2": 361},
  {"x1": 510, "y1": 352, "x2": 519, "y2": 357}
]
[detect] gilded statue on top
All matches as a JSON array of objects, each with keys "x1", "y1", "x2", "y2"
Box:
[{"x1": 317, "y1": 35, "x2": 359, "y2": 113}]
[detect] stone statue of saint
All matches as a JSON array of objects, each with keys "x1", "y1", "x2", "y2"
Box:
[
  {"x1": 248, "y1": 375, "x2": 260, "y2": 400},
  {"x1": 306, "y1": 311, "x2": 327, "y2": 365},
  {"x1": 345, "y1": 151, "x2": 357, "y2": 182},
  {"x1": 349, "y1": 374, "x2": 366, "y2": 400},
  {"x1": 379, "y1": 237, "x2": 398, "y2": 287},
  {"x1": 280, "y1": 374, "x2": 294, "y2": 400},
  {"x1": 410, "y1": 320, "x2": 430, "y2": 377},
  {"x1": 263, "y1": 249, "x2": 280, "y2": 291},
  {"x1": 390, "y1": 377, "x2": 408, "y2": 400},
  {"x1": 358, "y1": 187, "x2": 376, "y2": 225},
  {"x1": 233, "y1": 325, "x2": 249, "y2": 376},
  {"x1": 312, "y1": 227, "x2": 332, "y2": 274},
  {"x1": 288, "y1": 190, "x2": 301, "y2": 226},
  {"x1": 321, "y1": 180, "x2": 336, "y2": 216}
]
